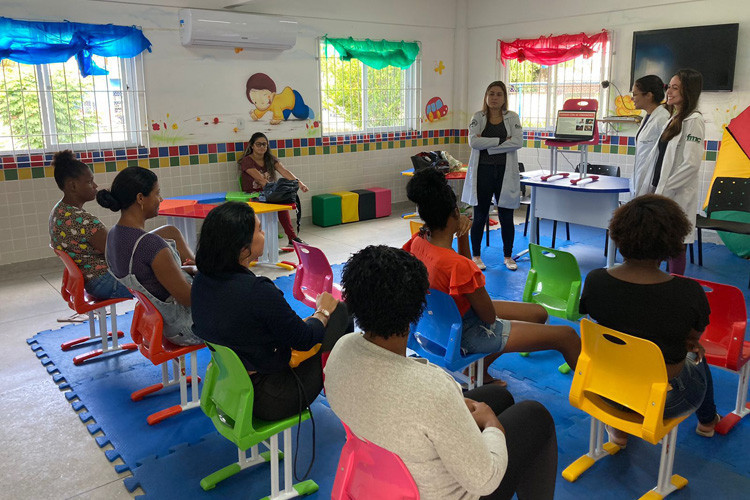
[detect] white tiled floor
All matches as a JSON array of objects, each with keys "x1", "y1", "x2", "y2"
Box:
[{"x1": 2, "y1": 202, "x2": 526, "y2": 499}]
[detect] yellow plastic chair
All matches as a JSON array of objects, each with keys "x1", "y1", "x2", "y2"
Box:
[
  {"x1": 409, "y1": 220, "x2": 423, "y2": 235},
  {"x1": 562, "y1": 319, "x2": 691, "y2": 500},
  {"x1": 331, "y1": 191, "x2": 359, "y2": 223}
]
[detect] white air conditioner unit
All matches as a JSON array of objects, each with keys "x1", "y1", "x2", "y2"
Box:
[{"x1": 179, "y1": 9, "x2": 297, "y2": 51}]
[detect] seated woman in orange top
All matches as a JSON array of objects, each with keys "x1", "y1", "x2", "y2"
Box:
[{"x1": 403, "y1": 168, "x2": 581, "y2": 385}]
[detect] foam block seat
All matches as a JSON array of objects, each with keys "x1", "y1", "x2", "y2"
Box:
[
  {"x1": 367, "y1": 187, "x2": 392, "y2": 218},
  {"x1": 331, "y1": 191, "x2": 360, "y2": 223},
  {"x1": 312, "y1": 193, "x2": 342, "y2": 227},
  {"x1": 351, "y1": 189, "x2": 376, "y2": 221}
]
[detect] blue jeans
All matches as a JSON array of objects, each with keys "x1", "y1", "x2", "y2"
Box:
[
  {"x1": 85, "y1": 272, "x2": 132, "y2": 300},
  {"x1": 461, "y1": 309, "x2": 512, "y2": 354},
  {"x1": 664, "y1": 352, "x2": 716, "y2": 424}
]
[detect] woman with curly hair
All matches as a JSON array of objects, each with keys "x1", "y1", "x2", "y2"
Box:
[
  {"x1": 580, "y1": 194, "x2": 719, "y2": 445},
  {"x1": 325, "y1": 245, "x2": 558, "y2": 500},
  {"x1": 404, "y1": 168, "x2": 581, "y2": 386}
]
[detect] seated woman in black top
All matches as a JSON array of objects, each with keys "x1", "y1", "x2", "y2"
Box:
[
  {"x1": 579, "y1": 194, "x2": 719, "y2": 445},
  {"x1": 191, "y1": 202, "x2": 350, "y2": 421}
]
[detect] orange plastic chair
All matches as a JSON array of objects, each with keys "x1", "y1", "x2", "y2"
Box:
[
  {"x1": 563, "y1": 319, "x2": 690, "y2": 499},
  {"x1": 292, "y1": 241, "x2": 342, "y2": 309},
  {"x1": 686, "y1": 277, "x2": 750, "y2": 434},
  {"x1": 545, "y1": 98, "x2": 599, "y2": 175},
  {"x1": 331, "y1": 422, "x2": 419, "y2": 500},
  {"x1": 52, "y1": 248, "x2": 136, "y2": 364},
  {"x1": 129, "y1": 290, "x2": 205, "y2": 425}
]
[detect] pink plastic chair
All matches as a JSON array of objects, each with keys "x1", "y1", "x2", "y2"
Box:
[
  {"x1": 331, "y1": 422, "x2": 419, "y2": 500},
  {"x1": 292, "y1": 241, "x2": 342, "y2": 308}
]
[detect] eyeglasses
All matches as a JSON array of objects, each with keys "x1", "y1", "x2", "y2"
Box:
[
  {"x1": 630, "y1": 92, "x2": 647, "y2": 96},
  {"x1": 254, "y1": 142, "x2": 268, "y2": 148}
]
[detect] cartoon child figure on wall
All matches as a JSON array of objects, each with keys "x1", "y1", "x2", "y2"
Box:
[{"x1": 246, "y1": 73, "x2": 315, "y2": 125}]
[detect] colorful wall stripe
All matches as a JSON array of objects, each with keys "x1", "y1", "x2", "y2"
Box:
[{"x1": 0, "y1": 128, "x2": 721, "y2": 182}]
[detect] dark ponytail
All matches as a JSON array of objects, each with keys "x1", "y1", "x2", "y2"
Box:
[
  {"x1": 96, "y1": 166, "x2": 158, "y2": 212},
  {"x1": 406, "y1": 168, "x2": 457, "y2": 231},
  {"x1": 52, "y1": 150, "x2": 89, "y2": 190}
]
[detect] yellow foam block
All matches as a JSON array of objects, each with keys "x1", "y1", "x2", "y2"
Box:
[{"x1": 331, "y1": 191, "x2": 359, "y2": 223}]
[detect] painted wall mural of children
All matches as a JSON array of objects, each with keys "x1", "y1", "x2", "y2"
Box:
[{"x1": 246, "y1": 72, "x2": 315, "y2": 125}]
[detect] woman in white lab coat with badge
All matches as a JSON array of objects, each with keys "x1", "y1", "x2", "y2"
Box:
[
  {"x1": 634, "y1": 68, "x2": 705, "y2": 275},
  {"x1": 630, "y1": 75, "x2": 670, "y2": 195}
]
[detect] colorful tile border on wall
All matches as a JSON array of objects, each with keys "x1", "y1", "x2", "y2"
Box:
[{"x1": 0, "y1": 128, "x2": 720, "y2": 182}]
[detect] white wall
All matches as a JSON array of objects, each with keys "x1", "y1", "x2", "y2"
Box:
[{"x1": 0, "y1": 0, "x2": 459, "y2": 265}]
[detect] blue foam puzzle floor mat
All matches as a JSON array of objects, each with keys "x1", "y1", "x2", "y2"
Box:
[{"x1": 27, "y1": 222, "x2": 750, "y2": 498}]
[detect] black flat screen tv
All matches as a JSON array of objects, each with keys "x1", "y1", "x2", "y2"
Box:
[{"x1": 631, "y1": 23, "x2": 739, "y2": 91}]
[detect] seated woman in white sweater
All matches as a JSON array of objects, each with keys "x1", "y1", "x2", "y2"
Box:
[{"x1": 324, "y1": 245, "x2": 557, "y2": 500}]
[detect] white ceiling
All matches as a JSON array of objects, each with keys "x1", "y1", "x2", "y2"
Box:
[{"x1": 90, "y1": 0, "x2": 257, "y2": 10}]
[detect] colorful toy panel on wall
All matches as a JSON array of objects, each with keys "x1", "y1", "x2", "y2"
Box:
[{"x1": 705, "y1": 105, "x2": 750, "y2": 257}]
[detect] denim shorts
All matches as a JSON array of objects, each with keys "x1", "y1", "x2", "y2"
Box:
[
  {"x1": 85, "y1": 272, "x2": 132, "y2": 300},
  {"x1": 461, "y1": 308, "x2": 512, "y2": 355}
]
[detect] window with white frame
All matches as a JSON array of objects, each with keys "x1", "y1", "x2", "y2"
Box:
[
  {"x1": 319, "y1": 40, "x2": 421, "y2": 136},
  {"x1": 0, "y1": 54, "x2": 147, "y2": 155},
  {"x1": 501, "y1": 41, "x2": 611, "y2": 130}
]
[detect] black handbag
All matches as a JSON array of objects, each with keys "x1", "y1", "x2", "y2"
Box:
[
  {"x1": 262, "y1": 178, "x2": 299, "y2": 204},
  {"x1": 411, "y1": 152, "x2": 450, "y2": 174}
]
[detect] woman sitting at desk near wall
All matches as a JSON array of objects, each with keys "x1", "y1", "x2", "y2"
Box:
[
  {"x1": 49, "y1": 150, "x2": 131, "y2": 300},
  {"x1": 463, "y1": 81, "x2": 523, "y2": 272},
  {"x1": 191, "y1": 202, "x2": 351, "y2": 421},
  {"x1": 97, "y1": 166, "x2": 202, "y2": 346},
  {"x1": 238, "y1": 132, "x2": 308, "y2": 247},
  {"x1": 632, "y1": 68, "x2": 705, "y2": 275},
  {"x1": 580, "y1": 194, "x2": 719, "y2": 444}
]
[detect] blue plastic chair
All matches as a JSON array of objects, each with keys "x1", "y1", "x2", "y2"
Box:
[{"x1": 408, "y1": 289, "x2": 488, "y2": 389}]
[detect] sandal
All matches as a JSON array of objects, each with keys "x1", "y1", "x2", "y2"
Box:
[
  {"x1": 504, "y1": 258, "x2": 518, "y2": 271},
  {"x1": 696, "y1": 413, "x2": 721, "y2": 437},
  {"x1": 472, "y1": 256, "x2": 486, "y2": 270}
]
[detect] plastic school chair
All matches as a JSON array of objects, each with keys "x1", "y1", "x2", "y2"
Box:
[
  {"x1": 563, "y1": 319, "x2": 691, "y2": 500},
  {"x1": 292, "y1": 241, "x2": 342, "y2": 309},
  {"x1": 408, "y1": 289, "x2": 487, "y2": 390},
  {"x1": 199, "y1": 342, "x2": 318, "y2": 498},
  {"x1": 522, "y1": 243, "x2": 583, "y2": 373},
  {"x1": 409, "y1": 220, "x2": 423, "y2": 235},
  {"x1": 52, "y1": 248, "x2": 136, "y2": 364},
  {"x1": 331, "y1": 422, "x2": 419, "y2": 500},
  {"x1": 128, "y1": 290, "x2": 205, "y2": 425},
  {"x1": 686, "y1": 277, "x2": 750, "y2": 435}
]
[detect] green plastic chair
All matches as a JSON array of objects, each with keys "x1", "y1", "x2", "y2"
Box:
[
  {"x1": 521, "y1": 243, "x2": 583, "y2": 374},
  {"x1": 200, "y1": 342, "x2": 318, "y2": 498}
]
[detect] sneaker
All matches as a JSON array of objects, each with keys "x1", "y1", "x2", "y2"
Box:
[
  {"x1": 289, "y1": 237, "x2": 306, "y2": 246},
  {"x1": 472, "y1": 256, "x2": 486, "y2": 270},
  {"x1": 504, "y1": 258, "x2": 518, "y2": 271}
]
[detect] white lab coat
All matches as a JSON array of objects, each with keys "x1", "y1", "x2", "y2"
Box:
[
  {"x1": 631, "y1": 105, "x2": 670, "y2": 196},
  {"x1": 461, "y1": 110, "x2": 523, "y2": 208},
  {"x1": 636, "y1": 111, "x2": 705, "y2": 243}
]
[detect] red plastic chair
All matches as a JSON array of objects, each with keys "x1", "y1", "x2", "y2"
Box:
[
  {"x1": 688, "y1": 277, "x2": 750, "y2": 434},
  {"x1": 292, "y1": 241, "x2": 342, "y2": 309},
  {"x1": 129, "y1": 290, "x2": 205, "y2": 425},
  {"x1": 331, "y1": 422, "x2": 419, "y2": 500},
  {"x1": 52, "y1": 248, "x2": 136, "y2": 364},
  {"x1": 545, "y1": 98, "x2": 600, "y2": 175}
]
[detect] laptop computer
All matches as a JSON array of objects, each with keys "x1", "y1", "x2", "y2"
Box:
[{"x1": 547, "y1": 110, "x2": 597, "y2": 141}]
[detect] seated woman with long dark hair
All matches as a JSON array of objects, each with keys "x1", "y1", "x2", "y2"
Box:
[
  {"x1": 403, "y1": 168, "x2": 581, "y2": 384},
  {"x1": 191, "y1": 202, "x2": 350, "y2": 421},
  {"x1": 325, "y1": 245, "x2": 558, "y2": 500},
  {"x1": 97, "y1": 166, "x2": 201, "y2": 345},
  {"x1": 580, "y1": 194, "x2": 719, "y2": 445}
]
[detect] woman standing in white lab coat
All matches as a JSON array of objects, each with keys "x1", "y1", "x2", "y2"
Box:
[
  {"x1": 638, "y1": 68, "x2": 705, "y2": 275},
  {"x1": 462, "y1": 81, "x2": 523, "y2": 271},
  {"x1": 631, "y1": 75, "x2": 670, "y2": 196}
]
